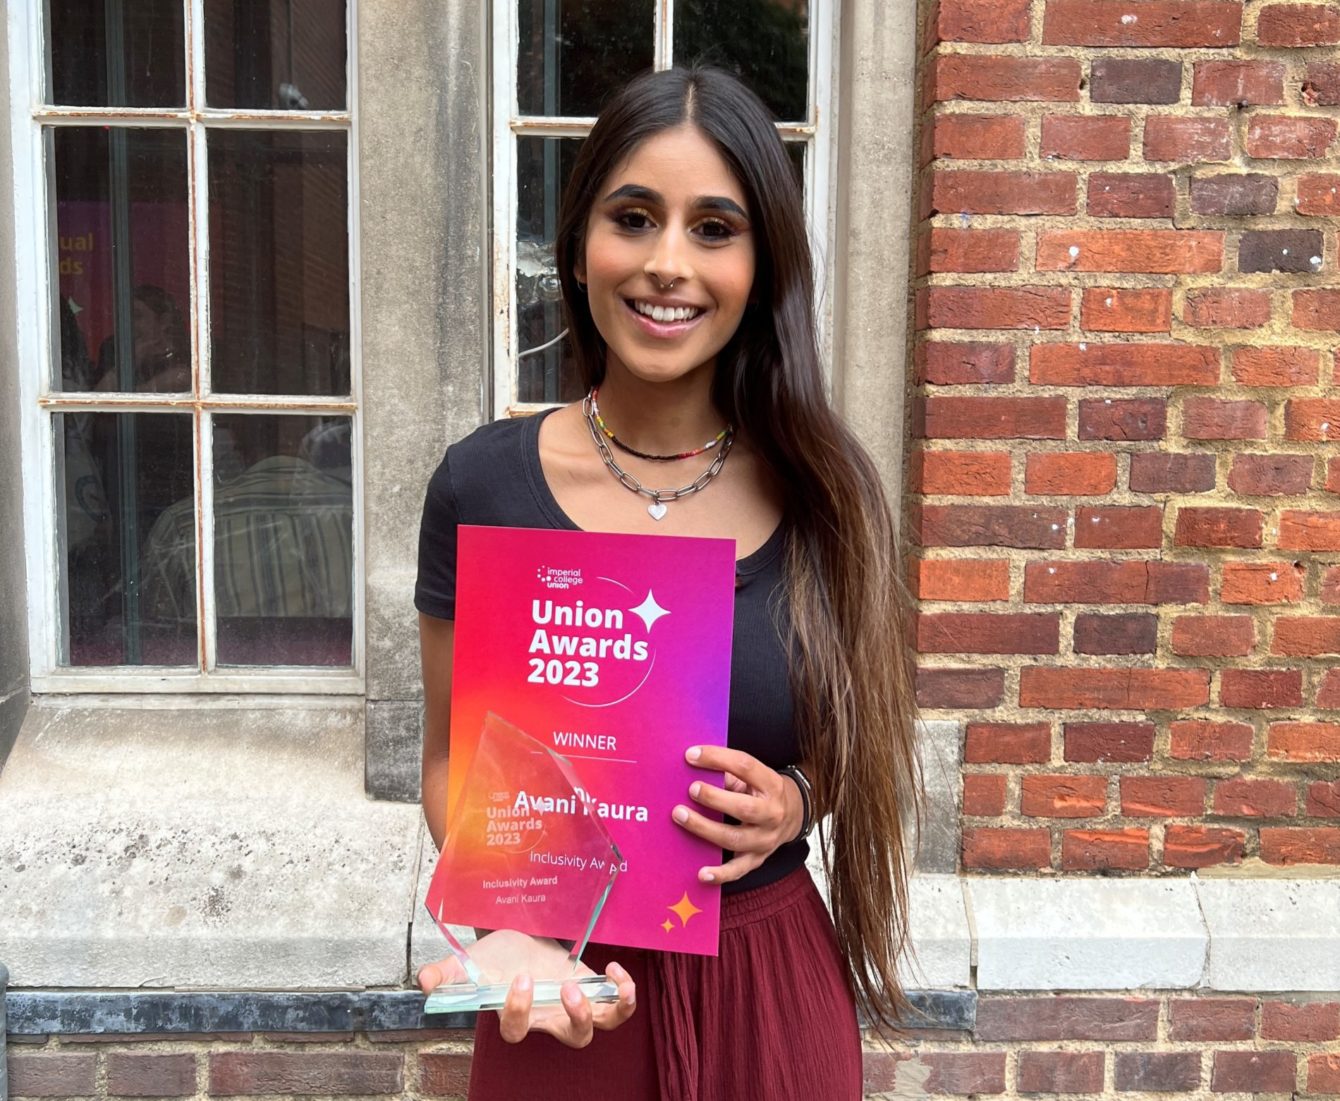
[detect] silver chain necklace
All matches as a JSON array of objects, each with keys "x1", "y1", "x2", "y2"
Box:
[{"x1": 581, "y1": 391, "x2": 734, "y2": 521}]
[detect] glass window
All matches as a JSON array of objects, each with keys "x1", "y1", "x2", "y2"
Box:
[
  {"x1": 31, "y1": 3, "x2": 357, "y2": 683},
  {"x1": 211, "y1": 414, "x2": 353, "y2": 667},
  {"x1": 516, "y1": 0, "x2": 654, "y2": 117},
  {"x1": 57, "y1": 410, "x2": 197, "y2": 666},
  {"x1": 48, "y1": 0, "x2": 186, "y2": 109},
  {"x1": 209, "y1": 131, "x2": 350, "y2": 396},
  {"x1": 675, "y1": 0, "x2": 809, "y2": 122},
  {"x1": 204, "y1": 0, "x2": 348, "y2": 111},
  {"x1": 516, "y1": 136, "x2": 584, "y2": 403},
  {"x1": 498, "y1": 0, "x2": 823, "y2": 412},
  {"x1": 53, "y1": 128, "x2": 191, "y2": 395}
]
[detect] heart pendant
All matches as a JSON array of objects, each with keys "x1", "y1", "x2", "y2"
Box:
[{"x1": 648, "y1": 501, "x2": 668, "y2": 521}]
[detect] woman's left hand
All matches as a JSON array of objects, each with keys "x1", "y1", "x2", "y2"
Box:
[{"x1": 672, "y1": 746, "x2": 803, "y2": 885}]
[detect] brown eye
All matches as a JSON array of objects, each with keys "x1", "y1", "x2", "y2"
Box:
[{"x1": 614, "y1": 208, "x2": 654, "y2": 231}]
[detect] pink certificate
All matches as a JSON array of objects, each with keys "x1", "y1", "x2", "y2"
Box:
[{"x1": 430, "y1": 524, "x2": 738, "y2": 956}]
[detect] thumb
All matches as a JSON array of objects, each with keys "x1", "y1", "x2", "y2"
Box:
[{"x1": 416, "y1": 962, "x2": 443, "y2": 993}]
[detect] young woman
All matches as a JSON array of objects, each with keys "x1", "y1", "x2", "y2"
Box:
[{"x1": 415, "y1": 66, "x2": 921, "y2": 1100}]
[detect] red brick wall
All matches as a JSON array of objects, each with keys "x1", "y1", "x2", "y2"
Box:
[
  {"x1": 911, "y1": 0, "x2": 1340, "y2": 874},
  {"x1": 8, "y1": 1004, "x2": 1340, "y2": 1099}
]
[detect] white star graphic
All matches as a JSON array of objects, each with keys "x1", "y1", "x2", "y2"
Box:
[{"x1": 630, "y1": 590, "x2": 670, "y2": 631}]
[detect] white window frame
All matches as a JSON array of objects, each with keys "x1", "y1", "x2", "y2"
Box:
[
  {"x1": 9, "y1": 0, "x2": 365, "y2": 694},
  {"x1": 490, "y1": 0, "x2": 838, "y2": 419}
]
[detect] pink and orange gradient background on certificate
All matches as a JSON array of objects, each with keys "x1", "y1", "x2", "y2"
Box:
[{"x1": 436, "y1": 524, "x2": 737, "y2": 956}]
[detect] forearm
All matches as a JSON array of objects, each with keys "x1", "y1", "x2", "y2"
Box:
[
  {"x1": 422, "y1": 748, "x2": 451, "y2": 851},
  {"x1": 418, "y1": 613, "x2": 456, "y2": 851}
]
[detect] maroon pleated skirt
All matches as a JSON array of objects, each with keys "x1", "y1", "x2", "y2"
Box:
[{"x1": 466, "y1": 867, "x2": 863, "y2": 1101}]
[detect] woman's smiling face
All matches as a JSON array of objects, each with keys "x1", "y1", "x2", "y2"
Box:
[{"x1": 576, "y1": 123, "x2": 756, "y2": 387}]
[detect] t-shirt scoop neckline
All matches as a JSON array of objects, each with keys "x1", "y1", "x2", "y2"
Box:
[{"x1": 520, "y1": 407, "x2": 786, "y2": 578}]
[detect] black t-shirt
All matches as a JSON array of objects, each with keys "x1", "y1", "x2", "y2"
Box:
[{"x1": 415, "y1": 411, "x2": 809, "y2": 893}]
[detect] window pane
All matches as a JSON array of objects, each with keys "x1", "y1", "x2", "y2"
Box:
[
  {"x1": 786, "y1": 139, "x2": 805, "y2": 188},
  {"x1": 53, "y1": 128, "x2": 191, "y2": 395},
  {"x1": 48, "y1": 0, "x2": 185, "y2": 108},
  {"x1": 204, "y1": 0, "x2": 347, "y2": 110},
  {"x1": 674, "y1": 0, "x2": 809, "y2": 122},
  {"x1": 58, "y1": 411, "x2": 197, "y2": 667},
  {"x1": 516, "y1": 136, "x2": 583, "y2": 404},
  {"x1": 213, "y1": 414, "x2": 353, "y2": 667},
  {"x1": 517, "y1": 0, "x2": 653, "y2": 117},
  {"x1": 209, "y1": 131, "x2": 350, "y2": 395}
]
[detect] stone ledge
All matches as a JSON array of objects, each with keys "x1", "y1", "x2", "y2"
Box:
[
  {"x1": 966, "y1": 875, "x2": 1340, "y2": 993},
  {"x1": 0, "y1": 701, "x2": 422, "y2": 989},
  {"x1": 1199, "y1": 878, "x2": 1340, "y2": 992},
  {"x1": 968, "y1": 877, "x2": 1207, "y2": 991}
]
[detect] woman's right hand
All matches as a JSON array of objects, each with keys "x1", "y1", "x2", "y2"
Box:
[{"x1": 416, "y1": 933, "x2": 637, "y2": 1048}]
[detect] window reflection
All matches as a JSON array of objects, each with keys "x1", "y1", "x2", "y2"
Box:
[
  {"x1": 204, "y1": 0, "x2": 347, "y2": 110},
  {"x1": 517, "y1": 0, "x2": 653, "y2": 118},
  {"x1": 48, "y1": 0, "x2": 185, "y2": 108},
  {"x1": 676, "y1": 0, "x2": 809, "y2": 122},
  {"x1": 516, "y1": 137, "x2": 584, "y2": 404},
  {"x1": 53, "y1": 128, "x2": 192, "y2": 394},
  {"x1": 209, "y1": 131, "x2": 350, "y2": 396},
  {"x1": 211, "y1": 415, "x2": 353, "y2": 666},
  {"x1": 59, "y1": 411, "x2": 196, "y2": 667},
  {"x1": 132, "y1": 415, "x2": 354, "y2": 668}
]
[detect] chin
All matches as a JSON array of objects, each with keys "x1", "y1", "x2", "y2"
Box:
[{"x1": 608, "y1": 352, "x2": 717, "y2": 387}]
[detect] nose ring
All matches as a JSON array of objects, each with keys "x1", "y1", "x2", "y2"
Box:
[{"x1": 654, "y1": 275, "x2": 680, "y2": 291}]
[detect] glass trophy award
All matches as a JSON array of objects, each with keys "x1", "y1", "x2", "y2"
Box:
[{"x1": 424, "y1": 713, "x2": 623, "y2": 1012}]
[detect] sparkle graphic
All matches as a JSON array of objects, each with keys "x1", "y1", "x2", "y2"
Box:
[
  {"x1": 631, "y1": 590, "x2": 670, "y2": 631},
  {"x1": 662, "y1": 919, "x2": 674, "y2": 933},
  {"x1": 668, "y1": 891, "x2": 703, "y2": 928}
]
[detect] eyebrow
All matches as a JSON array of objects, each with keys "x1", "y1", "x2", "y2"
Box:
[{"x1": 601, "y1": 184, "x2": 748, "y2": 220}]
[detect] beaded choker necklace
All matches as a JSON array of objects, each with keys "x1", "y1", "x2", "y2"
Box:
[
  {"x1": 589, "y1": 386, "x2": 732, "y2": 462},
  {"x1": 582, "y1": 390, "x2": 734, "y2": 520}
]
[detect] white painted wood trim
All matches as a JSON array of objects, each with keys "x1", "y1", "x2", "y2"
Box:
[
  {"x1": 12, "y1": 0, "x2": 57, "y2": 675},
  {"x1": 810, "y1": 0, "x2": 838, "y2": 372},
  {"x1": 654, "y1": 0, "x2": 673, "y2": 72},
  {"x1": 186, "y1": 0, "x2": 214, "y2": 671},
  {"x1": 346, "y1": 0, "x2": 366, "y2": 683}
]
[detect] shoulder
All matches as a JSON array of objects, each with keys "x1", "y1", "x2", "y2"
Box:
[
  {"x1": 427, "y1": 416, "x2": 533, "y2": 502},
  {"x1": 443, "y1": 415, "x2": 532, "y2": 475},
  {"x1": 425, "y1": 413, "x2": 562, "y2": 529}
]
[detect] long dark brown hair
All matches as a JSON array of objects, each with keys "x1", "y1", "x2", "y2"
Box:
[{"x1": 555, "y1": 67, "x2": 922, "y2": 1029}]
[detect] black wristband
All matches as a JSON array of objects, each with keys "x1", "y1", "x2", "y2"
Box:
[{"x1": 779, "y1": 764, "x2": 814, "y2": 843}]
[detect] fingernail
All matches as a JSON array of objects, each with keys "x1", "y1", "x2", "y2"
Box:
[
  {"x1": 699, "y1": 869, "x2": 715, "y2": 883},
  {"x1": 515, "y1": 974, "x2": 532, "y2": 992},
  {"x1": 609, "y1": 962, "x2": 627, "y2": 981},
  {"x1": 626, "y1": 990, "x2": 636, "y2": 1008},
  {"x1": 563, "y1": 984, "x2": 582, "y2": 1007},
  {"x1": 672, "y1": 805, "x2": 689, "y2": 824},
  {"x1": 689, "y1": 781, "x2": 701, "y2": 799},
  {"x1": 686, "y1": 746, "x2": 701, "y2": 762}
]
